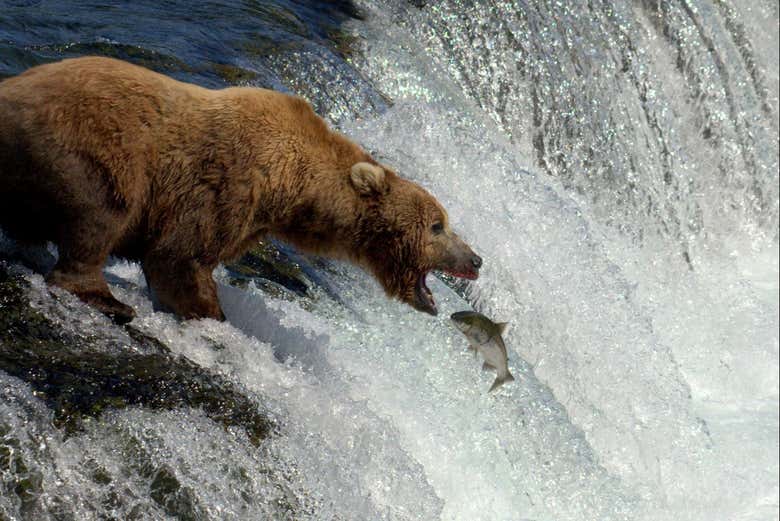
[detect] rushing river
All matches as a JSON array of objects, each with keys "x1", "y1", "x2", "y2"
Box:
[{"x1": 0, "y1": 1, "x2": 777, "y2": 520}]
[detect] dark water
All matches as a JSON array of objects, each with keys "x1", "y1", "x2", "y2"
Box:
[
  {"x1": 0, "y1": 0, "x2": 386, "y2": 122},
  {"x1": 0, "y1": 0, "x2": 355, "y2": 82}
]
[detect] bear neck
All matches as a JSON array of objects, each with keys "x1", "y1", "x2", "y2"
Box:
[
  {"x1": 258, "y1": 161, "x2": 370, "y2": 261},
  {"x1": 244, "y1": 117, "x2": 379, "y2": 261}
]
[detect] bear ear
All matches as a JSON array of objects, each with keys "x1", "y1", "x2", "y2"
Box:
[{"x1": 350, "y1": 162, "x2": 387, "y2": 196}]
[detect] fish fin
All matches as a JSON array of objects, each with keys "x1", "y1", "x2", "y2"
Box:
[
  {"x1": 496, "y1": 322, "x2": 509, "y2": 335},
  {"x1": 482, "y1": 361, "x2": 494, "y2": 372},
  {"x1": 488, "y1": 371, "x2": 515, "y2": 393}
]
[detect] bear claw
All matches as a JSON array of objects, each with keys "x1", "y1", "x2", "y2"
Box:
[{"x1": 83, "y1": 293, "x2": 136, "y2": 325}]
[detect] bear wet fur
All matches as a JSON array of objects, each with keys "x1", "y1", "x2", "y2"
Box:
[{"x1": 0, "y1": 57, "x2": 481, "y2": 323}]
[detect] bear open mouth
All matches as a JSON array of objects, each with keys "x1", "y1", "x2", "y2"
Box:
[
  {"x1": 442, "y1": 268, "x2": 479, "y2": 280},
  {"x1": 414, "y1": 267, "x2": 480, "y2": 316},
  {"x1": 414, "y1": 273, "x2": 437, "y2": 316}
]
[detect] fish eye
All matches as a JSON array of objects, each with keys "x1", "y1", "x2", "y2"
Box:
[{"x1": 431, "y1": 222, "x2": 444, "y2": 234}]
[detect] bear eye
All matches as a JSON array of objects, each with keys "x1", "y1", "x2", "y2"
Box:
[{"x1": 431, "y1": 222, "x2": 444, "y2": 234}]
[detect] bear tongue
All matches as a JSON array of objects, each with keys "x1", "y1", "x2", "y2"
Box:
[
  {"x1": 443, "y1": 267, "x2": 479, "y2": 280},
  {"x1": 415, "y1": 273, "x2": 437, "y2": 316}
]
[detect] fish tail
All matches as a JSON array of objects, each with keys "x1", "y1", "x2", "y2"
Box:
[{"x1": 488, "y1": 371, "x2": 515, "y2": 393}]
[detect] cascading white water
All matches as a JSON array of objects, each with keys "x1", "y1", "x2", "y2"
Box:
[
  {"x1": 0, "y1": 1, "x2": 777, "y2": 520},
  {"x1": 334, "y1": 1, "x2": 779, "y2": 519}
]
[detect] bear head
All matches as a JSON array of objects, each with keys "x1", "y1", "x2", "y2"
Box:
[{"x1": 350, "y1": 162, "x2": 482, "y2": 316}]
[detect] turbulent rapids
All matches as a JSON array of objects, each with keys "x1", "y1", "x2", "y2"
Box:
[{"x1": 0, "y1": 1, "x2": 777, "y2": 520}]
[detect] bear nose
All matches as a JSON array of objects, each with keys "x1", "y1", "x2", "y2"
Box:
[{"x1": 471, "y1": 255, "x2": 483, "y2": 269}]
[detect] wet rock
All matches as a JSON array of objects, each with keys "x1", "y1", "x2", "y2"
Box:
[
  {"x1": 149, "y1": 466, "x2": 205, "y2": 520},
  {"x1": 0, "y1": 422, "x2": 45, "y2": 520},
  {"x1": 225, "y1": 240, "x2": 348, "y2": 311},
  {"x1": 0, "y1": 262, "x2": 274, "y2": 446},
  {"x1": 327, "y1": 0, "x2": 365, "y2": 21},
  {"x1": 326, "y1": 28, "x2": 360, "y2": 58},
  {"x1": 226, "y1": 241, "x2": 312, "y2": 299},
  {"x1": 209, "y1": 62, "x2": 260, "y2": 84}
]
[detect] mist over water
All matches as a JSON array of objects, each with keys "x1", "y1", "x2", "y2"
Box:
[{"x1": 0, "y1": 1, "x2": 778, "y2": 520}]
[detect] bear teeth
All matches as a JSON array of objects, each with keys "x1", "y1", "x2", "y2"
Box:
[{"x1": 415, "y1": 272, "x2": 437, "y2": 315}]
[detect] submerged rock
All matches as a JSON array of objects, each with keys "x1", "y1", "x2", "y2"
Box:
[
  {"x1": 226, "y1": 241, "x2": 313, "y2": 299},
  {"x1": 0, "y1": 262, "x2": 274, "y2": 446},
  {"x1": 225, "y1": 240, "x2": 349, "y2": 311},
  {"x1": 209, "y1": 62, "x2": 260, "y2": 84}
]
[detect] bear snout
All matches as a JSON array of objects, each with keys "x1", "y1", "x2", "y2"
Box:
[{"x1": 439, "y1": 237, "x2": 481, "y2": 281}]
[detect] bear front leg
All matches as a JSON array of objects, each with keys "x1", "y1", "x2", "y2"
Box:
[
  {"x1": 143, "y1": 254, "x2": 225, "y2": 321},
  {"x1": 49, "y1": 264, "x2": 136, "y2": 325},
  {"x1": 48, "y1": 210, "x2": 136, "y2": 325}
]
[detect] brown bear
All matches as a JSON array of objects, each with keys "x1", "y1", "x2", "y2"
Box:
[{"x1": 0, "y1": 56, "x2": 481, "y2": 324}]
